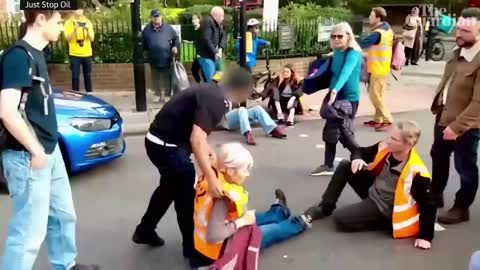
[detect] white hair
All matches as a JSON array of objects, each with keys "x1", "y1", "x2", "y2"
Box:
[
  {"x1": 211, "y1": 6, "x2": 224, "y2": 16},
  {"x1": 217, "y1": 143, "x2": 254, "y2": 170},
  {"x1": 331, "y1": 22, "x2": 361, "y2": 51}
]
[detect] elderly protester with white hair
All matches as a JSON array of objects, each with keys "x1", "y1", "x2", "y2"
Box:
[
  {"x1": 310, "y1": 22, "x2": 362, "y2": 176},
  {"x1": 197, "y1": 6, "x2": 226, "y2": 82},
  {"x1": 189, "y1": 143, "x2": 312, "y2": 268}
]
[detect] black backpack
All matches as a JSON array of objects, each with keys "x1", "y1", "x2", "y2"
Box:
[{"x1": 0, "y1": 40, "x2": 47, "y2": 151}]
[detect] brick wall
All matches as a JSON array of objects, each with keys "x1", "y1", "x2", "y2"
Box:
[{"x1": 48, "y1": 57, "x2": 318, "y2": 92}]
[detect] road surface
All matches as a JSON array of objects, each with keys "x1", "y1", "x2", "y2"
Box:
[{"x1": 0, "y1": 110, "x2": 478, "y2": 270}]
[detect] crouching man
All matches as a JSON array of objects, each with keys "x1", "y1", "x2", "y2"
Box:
[{"x1": 305, "y1": 120, "x2": 436, "y2": 249}]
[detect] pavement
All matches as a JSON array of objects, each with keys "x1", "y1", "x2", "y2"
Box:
[
  {"x1": 91, "y1": 59, "x2": 446, "y2": 136},
  {"x1": 1, "y1": 110, "x2": 478, "y2": 270}
]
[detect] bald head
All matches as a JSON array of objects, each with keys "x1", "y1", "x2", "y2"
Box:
[{"x1": 211, "y1": 6, "x2": 225, "y2": 24}]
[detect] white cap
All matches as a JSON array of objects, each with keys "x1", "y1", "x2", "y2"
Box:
[{"x1": 247, "y1": 18, "x2": 260, "y2": 26}]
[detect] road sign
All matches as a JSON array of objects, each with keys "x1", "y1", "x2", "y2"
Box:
[
  {"x1": 278, "y1": 25, "x2": 294, "y2": 50},
  {"x1": 318, "y1": 24, "x2": 334, "y2": 42},
  {"x1": 171, "y1": 24, "x2": 182, "y2": 42}
]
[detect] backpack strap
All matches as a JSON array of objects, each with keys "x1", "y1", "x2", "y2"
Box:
[{"x1": 8, "y1": 40, "x2": 50, "y2": 115}]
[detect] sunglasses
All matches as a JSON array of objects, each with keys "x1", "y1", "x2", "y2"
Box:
[{"x1": 330, "y1": 34, "x2": 344, "y2": 40}]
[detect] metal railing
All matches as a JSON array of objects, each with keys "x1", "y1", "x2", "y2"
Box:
[{"x1": 0, "y1": 17, "x2": 362, "y2": 63}]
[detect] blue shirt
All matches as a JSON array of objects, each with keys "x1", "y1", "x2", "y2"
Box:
[
  {"x1": 235, "y1": 35, "x2": 268, "y2": 68},
  {"x1": 329, "y1": 48, "x2": 362, "y2": 102},
  {"x1": 360, "y1": 22, "x2": 392, "y2": 49},
  {"x1": 142, "y1": 23, "x2": 180, "y2": 68}
]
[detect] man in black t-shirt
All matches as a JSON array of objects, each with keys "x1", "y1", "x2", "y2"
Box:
[
  {"x1": 132, "y1": 68, "x2": 253, "y2": 258},
  {"x1": 0, "y1": 11, "x2": 98, "y2": 270}
]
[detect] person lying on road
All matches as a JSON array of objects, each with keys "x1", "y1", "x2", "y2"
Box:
[{"x1": 304, "y1": 120, "x2": 436, "y2": 250}]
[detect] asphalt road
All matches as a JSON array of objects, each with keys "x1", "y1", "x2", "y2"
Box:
[{"x1": 0, "y1": 110, "x2": 479, "y2": 270}]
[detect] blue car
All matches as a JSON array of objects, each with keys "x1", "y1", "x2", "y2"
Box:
[{"x1": 1, "y1": 89, "x2": 125, "y2": 186}]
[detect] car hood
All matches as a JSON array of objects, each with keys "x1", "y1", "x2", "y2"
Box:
[{"x1": 53, "y1": 89, "x2": 117, "y2": 118}]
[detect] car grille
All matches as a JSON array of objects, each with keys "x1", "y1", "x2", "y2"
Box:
[{"x1": 84, "y1": 138, "x2": 124, "y2": 160}]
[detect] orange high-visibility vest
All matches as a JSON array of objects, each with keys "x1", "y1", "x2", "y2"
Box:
[
  {"x1": 367, "y1": 28, "x2": 394, "y2": 76},
  {"x1": 193, "y1": 172, "x2": 249, "y2": 260},
  {"x1": 368, "y1": 145, "x2": 431, "y2": 239}
]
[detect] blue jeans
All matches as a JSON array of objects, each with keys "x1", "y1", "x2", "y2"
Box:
[
  {"x1": 256, "y1": 205, "x2": 306, "y2": 249},
  {"x1": 225, "y1": 106, "x2": 277, "y2": 135},
  {"x1": 471, "y1": 251, "x2": 480, "y2": 270},
  {"x1": 1, "y1": 146, "x2": 77, "y2": 270},
  {"x1": 198, "y1": 58, "x2": 217, "y2": 82}
]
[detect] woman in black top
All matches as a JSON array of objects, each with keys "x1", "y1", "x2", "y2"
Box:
[
  {"x1": 190, "y1": 14, "x2": 205, "y2": 83},
  {"x1": 266, "y1": 64, "x2": 304, "y2": 126}
]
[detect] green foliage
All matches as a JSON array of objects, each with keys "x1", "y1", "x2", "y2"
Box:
[
  {"x1": 280, "y1": 0, "x2": 341, "y2": 7},
  {"x1": 279, "y1": 3, "x2": 352, "y2": 21}
]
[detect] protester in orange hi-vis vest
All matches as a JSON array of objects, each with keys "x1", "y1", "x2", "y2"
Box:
[
  {"x1": 189, "y1": 143, "x2": 313, "y2": 269},
  {"x1": 360, "y1": 7, "x2": 394, "y2": 132},
  {"x1": 304, "y1": 120, "x2": 436, "y2": 250}
]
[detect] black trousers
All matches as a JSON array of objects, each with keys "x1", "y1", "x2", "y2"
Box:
[
  {"x1": 321, "y1": 160, "x2": 390, "y2": 232},
  {"x1": 430, "y1": 118, "x2": 480, "y2": 209},
  {"x1": 138, "y1": 139, "x2": 196, "y2": 253},
  {"x1": 323, "y1": 101, "x2": 360, "y2": 168},
  {"x1": 70, "y1": 56, "x2": 93, "y2": 92}
]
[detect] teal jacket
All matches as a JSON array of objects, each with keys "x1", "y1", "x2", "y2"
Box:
[{"x1": 330, "y1": 48, "x2": 362, "y2": 102}]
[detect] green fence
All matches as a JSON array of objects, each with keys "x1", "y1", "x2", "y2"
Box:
[{"x1": 0, "y1": 17, "x2": 362, "y2": 63}]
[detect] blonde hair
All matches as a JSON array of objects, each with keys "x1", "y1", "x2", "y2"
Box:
[
  {"x1": 216, "y1": 143, "x2": 254, "y2": 170},
  {"x1": 331, "y1": 22, "x2": 361, "y2": 52},
  {"x1": 395, "y1": 120, "x2": 421, "y2": 146}
]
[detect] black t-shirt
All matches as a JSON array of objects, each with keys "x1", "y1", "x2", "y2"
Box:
[
  {"x1": 149, "y1": 83, "x2": 228, "y2": 152},
  {"x1": 0, "y1": 41, "x2": 58, "y2": 154}
]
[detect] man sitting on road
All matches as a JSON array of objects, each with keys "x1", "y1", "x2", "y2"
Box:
[
  {"x1": 213, "y1": 72, "x2": 287, "y2": 145},
  {"x1": 304, "y1": 120, "x2": 436, "y2": 250}
]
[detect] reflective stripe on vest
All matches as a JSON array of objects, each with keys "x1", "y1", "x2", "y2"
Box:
[
  {"x1": 193, "y1": 172, "x2": 249, "y2": 260},
  {"x1": 367, "y1": 28, "x2": 394, "y2": 76},
  {"x1": 368, "y1": 146, "x2": 431, "y2": 239}
]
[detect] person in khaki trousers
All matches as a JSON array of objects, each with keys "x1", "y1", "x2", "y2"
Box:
[
  {"x1": 430, "y1": 7, "x2": 480, "y2": 225},
  {"x1": 360, "y1": 7, "x2": 394, "y2": 131}
]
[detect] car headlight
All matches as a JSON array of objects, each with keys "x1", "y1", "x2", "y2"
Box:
[{"x1": 70, "y1": 118, "x2": 112, "y2": 131}]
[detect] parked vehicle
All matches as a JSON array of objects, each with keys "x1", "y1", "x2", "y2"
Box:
[{"x1": 0, "y1": 89, "x2": 126, "y2": 188}]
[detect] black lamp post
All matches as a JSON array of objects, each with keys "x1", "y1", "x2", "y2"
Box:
[{"x1": 130, "y1": 0, "x2": 147, "y2": 112}]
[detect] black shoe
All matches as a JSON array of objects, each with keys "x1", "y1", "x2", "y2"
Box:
[
  {"x1": 304, "y1": 204, "x2": 333, "y2": 221},
  {"x1": 438, "y1": 207, "x2": 470, "y2": 225},
  {"x1": 275, "y1": 188, "x2": 288, "y2": 209},
  {"x1": 310, "y1": 165, "x2": 334, "y2": 176},
  {"x1": 132, "y1": 226, "x2": 165, "y2": 247},
  {"x1": 70, "y1": 264, "x2": 100, "y2": 270}
]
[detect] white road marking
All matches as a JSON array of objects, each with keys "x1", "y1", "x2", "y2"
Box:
[{"x1": 435, "y1": 223, "x2": 446, "y2": 232}]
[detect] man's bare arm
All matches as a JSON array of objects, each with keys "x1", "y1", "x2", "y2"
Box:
[
  {"x1": 0, "y1": 89, "x2": 43, "y2": 154},
  {"x1": 191, "y1": 125, "x2": 216, "y2": 180}
]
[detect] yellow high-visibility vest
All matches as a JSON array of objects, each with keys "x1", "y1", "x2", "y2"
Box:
[
  {"x1": 368, "y1": 146, "x2": 431, "y2": 239},
  {"x1": 367, "y1": 28, "x2": 394, "y2": 77}
]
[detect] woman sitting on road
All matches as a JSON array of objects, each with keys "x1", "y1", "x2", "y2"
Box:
[
  {"x1": 267, "y1": 64, "x2": 304, "y2": 126},
  {"x1": 310, "y1": 22, "x2": 362, "y2": 177},
  {"x1": 189, "y1": 143, "x2": 312, "y2": 269}
]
